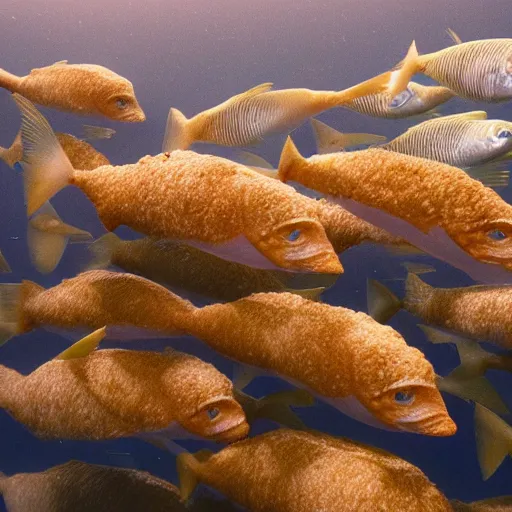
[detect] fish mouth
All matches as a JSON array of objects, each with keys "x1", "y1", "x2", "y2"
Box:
[
  {"x1": 208, "y1": 420, "x2": 250, "y2": 443},
  {"x1": 123, "y1": 110, "x2": 146, "y2": 122},
  {"x1": 288, "y1": 252, "x2": 343, "y2": 274},
  {"x1": 396, "y1": 412, "x2": 457, "y2": 437}
]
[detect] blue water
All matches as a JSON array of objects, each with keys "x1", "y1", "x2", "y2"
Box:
[{"x1": 0, "y1": 0, "x2": 511, "y2": 508}]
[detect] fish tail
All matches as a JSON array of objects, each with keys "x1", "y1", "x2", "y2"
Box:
[
  {"x1": 11, "y1": 94, "x2": 74, "y2": 217},
  {"x1": 388, "y1": 40, "x2": 424, "y2": 97},
  {"x1": 0, "y1": 131, "x2": 22, "y2": 170},
  {"x1": 403, "y1": 272, "x2": 434, "y2": 311},
  {"x1": 162, "y1": 107, "x2": 195, "y2": 152},
  {"x1": 87, "y1": 233, "x2": 122, "y2": 270},
  {"x1": 474, "y1": 404, "x2": 512, "y2": 480},
  {"x1": 0, "y1": 69, "x2": 21, "y2": 92},
  {"x1": 277, "y1": 136, "x2": 308, "y2": 183},
  {"x1": 177, "y1": 450, "x2": 213, "y2": 501},
  {"x1": 0, "y1": 252, "x2": 11, "y2": 274},
  {"x1": 333, "y1": 70, "x2": 394, "y2": 105},
  {"x1": 28, "y1": 201, "x2": 92, "y2": 274},
  {"x1": 255, "y1": 389, "x2": 314, "y2": 429},
  {"x1": 366, "y1": 279, "x2": 403, "y2": 323}
]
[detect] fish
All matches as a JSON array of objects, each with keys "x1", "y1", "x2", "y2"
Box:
[
  {"x1": 0, "y1": 130, "x2": 110, "y2": 170},
  {"x1": 87, "y1": 234, "x2": 329, "y2": 303},
  {"x1": 451, "y1": 496, "x2": 512, "y2": 511},
  {"x1": 278, "y1": 137, "x2": 512, "y2": 284},
  {"x1": 382, "y1": 111, "x2": 512, "y2": 175},
  {"x1": 341, "y1": 81, "x2": 455, "y2": 119},
  {"x1": 391, "y1": 39, "x2": 512, "y2": 103},
  {"x1": 176, "y1": 429, "x2": 453, "y2": 511},
  {"x1": 0, "y1": 60, "x2": 145, "y2": 121},
  {"x1": 0, "y1": 460, "x2": 186, "y2": 512},
  {"x1": 474, "y1": 404, "x2": 512, "y2": 480},
  {"x1": 13, "y1": 95, "x2": 342, "y2": 274},
  {"x1": 81, "y1": 124, "x2": 116, "y2": 140},
  {"x1": 28, "y1": 202, "x2": 92, "y2": 274},
  {"x1": 367, "y1": 272, "x2": 512, "y2": 349},
  {"x1": 311, "y1": 114, "x2": 511, "y2": 188},
  {"x1": 162, "y1": 72, "x2": 392, "y2": 151},
  {"x1": 0, "y1": 269, "x2": 455, "y2": 435},
  {"x1": 0, "y1": 251, "x2": 11, "y2": 273},
  {"x1": 310, "y1": 118, "x2": 387, "y2": 155},
  {"x1": 0, "y1": 327, "x2": 249, "y2": 442}
]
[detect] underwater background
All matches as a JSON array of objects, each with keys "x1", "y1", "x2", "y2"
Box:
[{"x1": 0, "y1": 0, "x2": 511, "y2": 508}]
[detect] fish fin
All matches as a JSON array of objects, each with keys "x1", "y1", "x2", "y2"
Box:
[
  {"x1": 28, "y1": 201, "x2": 92, "y2": 274},
  {"x1": 437, "y1": 372, "x2": 509, "y2": 416},
  {"x1": 254, "y1": 389, "x2": 314, "y2": 429},
  {"x1": 12, "y1": 94, "x2": 73, "y2": 216},
  {"x1": 389, "y1": 40, "x2": 420, "y2": 96},
  {"x1": 404, "y1": 272, "x2": 433, "y2": 309},
  {"x1": 335, "y1": 71, "x2": 394, "y2": 105},
  {"x1": 446, "y1": 28, "x2": 463, "y2": 45},
  {"x1": 0, "y1": 252, "x2": 11, "y2": 273},
  {"x1": 383, "y1": 244, "x2": 426, "y2": 257},
  {"x1": 227, "y1": 83, "x2": 273, "y2": 104},
  {"x1": 232, "y1": 365, "x2": 264, "y2": 390},
  {"x1": 465, "y1": 163, "x2": 509, "y2": 189},
  {"x1": 311, "y1": 118, "x2": 386, "y2": 154},
  {"x1": 401, "y1": 262, "x2": 436, "y2": 275},
  {"x1": 0, "y1": 69, "x2": 21, "y2": 92},
  {"x1": 235, "y1": 151, "x2": 274, "y2": 170},
  {"x1": 51, "y1": 60, "x2": 68, "y2": 66},
  {"x1": 419, "y1": 325, "x2": 470, "y2": 345},
  {"x1": 277, "y1": 136, "x2": 307, "y2": 183},
  {"x1": 87, "y1": 232, "x2": 122, "y2": 270},
  {"x1": 162, "y1": 108, "x2": 194, "y2": 152},
  {"x1": 248, "y1": 166, "x2": 278, "y2": 179},
  {"x1": 81, "y1": 124, "x2": 116, "y2": 140},
  {"x1": 286, "y1": 286, "x2": 325, "y2": 302},
  {"x1": 54, "y1": 326, "x2": 107, "y2": 360},
  {"x1": 366, "y1": 279, "x2": 402, "y2": 323},
  {"x1": 438, "y1": 111, "x2": 487, "y2": 122},
  {"x1": 0, "y1": 284, "x2": 24, "y2": 345},
  {"x1": 474, "y1": 404, "x2": 512, "y2": 480},
  {"x1": 177, "y1": 450, "x2": 213, "y2": 502}
]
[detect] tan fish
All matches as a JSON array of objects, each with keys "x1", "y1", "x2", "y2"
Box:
[
  {"x1": 0, "y1": 60, "x2": 145, "y2": 121},
  {"x1": 391, "y1": 39, "x2": 512, "y2": 102},
  {"x1": 382, "y1": 111, "x2": 512, "y2": 174},
  {"x1": 0, "y1": 270, "x2": 455, "y2": 435},
  {"x1": 177, "y1": 429, "x2": 453, "y2": 511},
  {"x1": 0, "y1": 460, "x2": 186, "y2": 512},
  {"x1": 452, "y1": 496, "x2": 512, "y2": 511},
  {"x1": 0, "y1": 130, "x2": 110, "y2": 170},
  {"x1": 474, "y1": 405, "x2": 512, "y2": 480},
  {"x1": 368, "y1": 273, "x2": 512, "y2": 349},
  {"x1": 162, "y1": 72, "x2": 392, "y2": 151},
  {"x1": 0, "y1": 327, "x2": 249, "y2": 442},
  {"x1": 342, "y1": 81, "x2": 455, "y2": 119},
  {"x1": 88, "y1": 234, "x2": 330, "y2": 303},
  {"x1": 278, "y1": 137, "x2": 512, "y2": 284},
  {"x1": 14, "y1": 96, "x2": 341, "y2": 274}
]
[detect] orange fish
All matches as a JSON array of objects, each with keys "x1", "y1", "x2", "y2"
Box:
[
  {"x1": 0, "y1": 460, "x2": 186, "y2": 512},
  {"x1": 0, "y1": 60, "x2": 145, "y2": 121},
  {"x1": 162, "y1": 72, "x2": 391, "y2": 151},
  {"x1": 368, "y1": 273, "x2": 512, "y2": 349},
  {"x1": 0, "y1": 270, "x2": 455, "y2": 436},
  {"x1": 0, "y1": 328, "x2": 249, "y2": 443},
  {"x1": 278, "y1": 137, "x2": 512, "y2": 284},
  {"x1": 177, "y1": 429, "x2": 453, "y2": 511},
  {"x1": 13, "y1": 95, "x2": 341, "y2": 274}
]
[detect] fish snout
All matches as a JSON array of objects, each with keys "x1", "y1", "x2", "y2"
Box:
[
  {"x1": 399, "y1": 412, "x2": 457, "y2": 437},
  {"x1": 126, "y1": 108, "x2": 146, "y2": 122},
  {"x1": 211, "y1": 420, "x2": 250, "y2": 443}
]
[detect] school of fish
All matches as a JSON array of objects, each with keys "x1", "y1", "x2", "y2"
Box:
[{"x1": 0, "y1": 26, "x2": 511, "y2": 512}]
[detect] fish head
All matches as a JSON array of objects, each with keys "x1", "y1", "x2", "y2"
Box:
[
  {"x1": 399, "y1": 82, "x2": 455, "y2": 113},
  {"x1": 387, "y1": 83, "x2": 418, "y2": 114},
  {"x1": 485, "y1": 121, "x2": 512, "y2": 155},
  {"x1": 179, "y1": 396, "x2": 250, "y2": 443},
  {"x1": 96, "y1": 79, "x2": 146, "y2": 122},
  {"x1": 253, "y1": 217, "x2": 343, "y2": 274},
  {"x1": 491, "y1": 61, "x2": 512, "y2": 101},
  {"x1": 452, "y1": 218, "x2": 512, "y2": 270},
  {"x1": 364, "y1": 380, "x2": 457, "y2": 436}
]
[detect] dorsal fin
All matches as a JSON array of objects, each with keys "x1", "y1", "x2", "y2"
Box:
[
  {"x1": 226, "y1": 83, "x2": 273, "y2": 106},
  {"x1": 446, "y1": 28, "x2": 463, "y2": 45},
  {"x1": 236, "y1": 151, "x2": 274, "y2": 170},
  {"x1": 51, "y1": 60, "x2": 68, "y2": 66},
  {"x1": 54, "y1": 327, "x2": 106, "y2": 360},
  {"x1": 403, "y1": 111, "x2": 488, "y2": 133}
]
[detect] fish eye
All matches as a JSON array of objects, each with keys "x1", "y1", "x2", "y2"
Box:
[
  {"x1": 498, "y1": 130, "x2": 512, "y2": 139},
  {"x1": 488, "y1": 229, "x2": 507, "y2": 241},
  {"x1": 287, "y1": 229, "x2": 301, "y2": 242},
  {"x1": 394, "y1": 390, "x2": 415, "y2": 405},
  {"x1": 389, "y1": 88, "x2": 413, "y2": 109},
  {"x1": 116, "y1": 98, "x2": 128, "y2": 110},
  {"x1": 206, "y1": 407, "x2": 220, "y2": 420}
]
